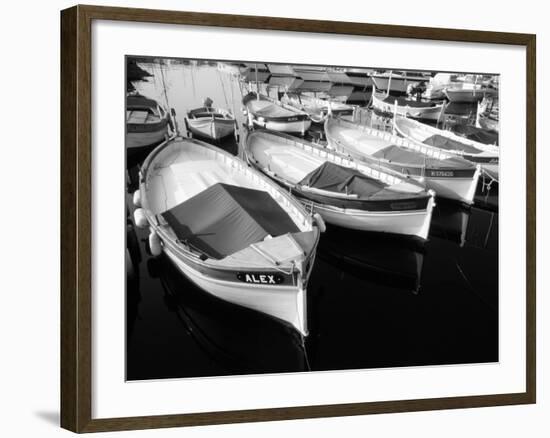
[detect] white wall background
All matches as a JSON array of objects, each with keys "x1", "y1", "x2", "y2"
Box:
[{"x1": 0, "y1": 0, "x2": 545, "y2": 436}]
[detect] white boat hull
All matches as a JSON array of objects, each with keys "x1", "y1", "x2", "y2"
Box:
[
  {"x1": 373, "y1": 95, "x2": 445, "y2": 121},
  {"x1": 372, "y1": 76, "x2": 426, "y2": 93},
  {"x1": 126, "y1": 128, "x2": 168, "y2": 149},
  {"x1": 253, "y1": 118, "x2": 312, "y2": 134},
  {"x1": 187, "y1": 118, "x2": 235, "y2": 140},
  {"x1": 444, "y1": 89, "x2": 485, "y2": 103},
  {"x1": 421, "y1": 168, "x2": 481, "y2": 205},
  {"x1": 312, "y1": 198, "x2": 434, "y2": 240},
  {"x1": 163, "y1": 246, "x2": 308, "y2": 335}
]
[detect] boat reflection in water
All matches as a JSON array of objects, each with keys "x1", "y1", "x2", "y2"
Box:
[
  {"x1": 146, "y1": 255, "x2": 310, "y2": 376},
  {"x1": 429, "y1": 198, "x2": 497, "y2": 249},
  {"x1": 317, "y1": 226, "x2": 425, "y2": 293}
]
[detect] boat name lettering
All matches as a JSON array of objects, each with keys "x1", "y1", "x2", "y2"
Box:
[
  {"x1": 237, "y1": 272, "x2": 284, "y2": 285},
  {"x1": 287, "y1": 117, "x2": 298, "y2": 122},
  {"x1": 429, "y1": 170, "x2": 454, "y2": 177}
]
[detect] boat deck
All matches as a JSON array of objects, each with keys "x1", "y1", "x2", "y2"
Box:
[
  {"x1": 247, "y1": 99, "x2": 297, "y2": 118},
  {"x1": 328, "y1": 125, "x2": 392, "y2": 155},
  {"x1": 145, "y1": 148, "x2": 258, "y2": 215},
  {"x1": 249, "y1": 136, "x2": 325, "y2": 183}
]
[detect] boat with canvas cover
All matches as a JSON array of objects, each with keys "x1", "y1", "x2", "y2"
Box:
[
  {"x1": 243, "y1": 92, "x2": 311, "y2": 134},
  {"x1": 185, "y1": 102, "x2": 236, "y2": 141},
  {"x1": 281, "y1": 93, "x2": 355, "y2": 124},
  {"x1": 344, "y1": 68, "x2": 373, "y2": 88},
  {"x1": 126, "y1": 93, "x2": 172, "y2": 151},
  {"x1": 444, "y1": 83, "x2": 493, "y2": 103},
  {"x1": 324, "y1": 116, "x2": 481, "y2": 205},
  {"x1": 452, "y1": 124, "x2": 499, "y2": 146},
  {"x1": 245, "y1": 130, "x2": 435, "y2": 239},
  {"x1": 372, "y1": 87, "x2": 446, "y2": 121},
  {"x1": 394, "y1": 117, "x2": 499, "y2": 181},
  {"x1": 134, "y1": 137, "x2": 321, "y2": 336},
  {"x1": 371, "y1": 71, "x2": 430, "y2": 94}
]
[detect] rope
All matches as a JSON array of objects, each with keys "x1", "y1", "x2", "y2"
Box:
[
  {"x1": 159, "y1": 62, "x2": 171, "y2": 109},
  {"x1": 481, "y1": 169, "x2": 498, "y2": 192},
  {"x1": 217, "y1": 70, "x2": 230, "y2": 108},
  {"x1": 190, "y1": 63, "x2": 197, "y2": 102}
]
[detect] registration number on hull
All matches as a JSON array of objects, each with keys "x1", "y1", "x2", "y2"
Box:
[
  {"x1": 237, "y1": 272, "x2": 284, "y2": 285},
  {"x1": 428, "y1": 170, "x2": 455, "y2": 177}
]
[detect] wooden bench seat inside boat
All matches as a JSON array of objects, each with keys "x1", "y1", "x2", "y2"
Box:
[{"x1": 126, "y1": 109, "x2": 158, "y2": 124}]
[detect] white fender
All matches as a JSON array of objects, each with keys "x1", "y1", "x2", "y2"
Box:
[
  {"x1": 313, "y1": 213, "x2": 326, "y2": 233},
  {"x1": 133, "y1": 208, "x2": 148, "y2": 229},
  {"x1": 148, "y1": 231, "x2": 162, "y2": 256},
  {"x1": 132, "y1": 190, "x2": 141, "y2": 208}
]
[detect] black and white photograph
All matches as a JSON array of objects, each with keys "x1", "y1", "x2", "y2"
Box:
[{"x1": 125, "y1": 57, "x2": 499, "y2": 381}]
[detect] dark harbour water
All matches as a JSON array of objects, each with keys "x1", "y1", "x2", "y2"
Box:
[{"x1": 126, "y1": 62, "x2": 498, "y2": 381}]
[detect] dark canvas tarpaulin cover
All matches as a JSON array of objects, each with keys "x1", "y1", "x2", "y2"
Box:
[
  {"x1": 371, "y1": 145, "x2": 469, "y2": 169},
  {"x1": 423, "y1": 134, "x2": 482, "y2": 155},
  {"x1": 299, "y1": 162, "x2": 388, "y2": 198},
  {"x1": 162, "y1": 183, "x2": 299, "y2": 259},
  {"x1": 453, "y1": 124, "x2": 499, "y2": 145}
]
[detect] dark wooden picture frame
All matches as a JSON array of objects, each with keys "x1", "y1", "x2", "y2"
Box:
[{"x1": 61, "y1": 4, "x2": 536, "y2": 433}]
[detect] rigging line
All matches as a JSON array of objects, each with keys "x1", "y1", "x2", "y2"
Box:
[
  {"x1": 189, "y1": 63, "x2": 197, "y2": 102},
  {"x1": 455, "y1": 261, "x2": 497, "y2": 313},
  {"x1": 484, "y1": 211, "x2": 495, "y2": 249},
  {"x1": 217, "y1": 70, "x2": 229, "y2": 108},
  {"x1": 229, "y1": 73, "x2": 238, "y2": 118},
  {"x1": 159, "y1": 61, "x2": 171, "y2": 110},
  {"x1": 299, "y1": 334, "x2": 312, "y2": 372}
]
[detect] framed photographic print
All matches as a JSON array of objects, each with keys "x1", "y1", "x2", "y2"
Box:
[{"x1": 60, "y1": 4, "x2": 536, "y2": 433}]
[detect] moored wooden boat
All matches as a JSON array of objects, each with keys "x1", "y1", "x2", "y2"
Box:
[
  {"x1": 134, "y1": 137, "x2": 321, "y2": 336},
  {"x1": 372, "y1": 88, "x2": 446, "y2": 121},
  {"x1": 344, "y1": 68, "x2": 373, "y2": 88},
  {"x1": 281, "y1": 93, "x2": 355, "y2": 124},
  {"x1": 452, "y1": 124, "x2": 499, "y2": 146},
  {"x1": 243, "y1": 92, "x2": 311, "y2": 134},
  {"x1": 126, "y1": 93, "x2": 172, "y2": 151},
  {"x1": 185, "y1": 106, "x2": 235, "y2": 141},
  {"x1": 444, "y1": 83, "x2": 494, "y2": 103},
  {"x1": 394, "y1": 117, "x2": 499, "y2": 181},
  {"x1": 245, "y1": 130, "x2": 435, "y2": 239},
  {"x1": 371, "y1": 71, "x2": 430, "y2": 94},
  {"x1": 324, "y1": 116, "x2": 481, "y2": 204}
]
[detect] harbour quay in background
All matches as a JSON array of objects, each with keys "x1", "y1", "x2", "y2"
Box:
[{"x1": 125, "y1": 58, "x2": 499, "y2": 381}]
